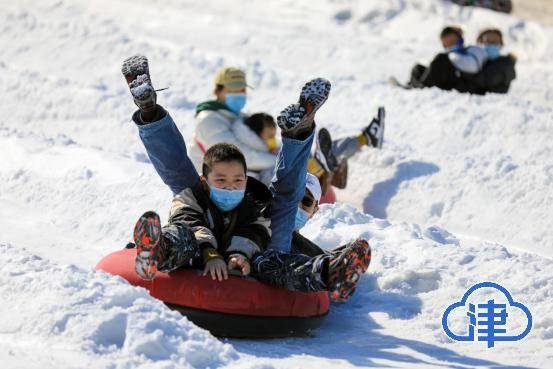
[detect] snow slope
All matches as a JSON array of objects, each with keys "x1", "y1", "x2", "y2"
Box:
[{"x1": 1, "y1": 0, "x2": 552, "y2": 368}]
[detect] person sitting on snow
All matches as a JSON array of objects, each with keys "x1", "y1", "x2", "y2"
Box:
[
  {"x1": 408, "y1": 25, "x2": 488, "y2": 92},
  {"x1": 188, "y1": 67, "x2": 278, "y2": 176},
  {"x1": 121, "y1": 54, "x2": 371, "y2": 302},
  {"x1": 465, "y1": 28, "x2": 516, "y2": 94}
]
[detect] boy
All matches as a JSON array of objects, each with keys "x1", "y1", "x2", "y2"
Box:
[{"x1": 122, "y1": 55, "x2": 371, "y2": 301}]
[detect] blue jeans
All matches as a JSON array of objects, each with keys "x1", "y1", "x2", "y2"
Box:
[
  {"x1": 267, "y1": 132, "x2": 314, "y2": 252},
  {"x1": 134, "y1": 109, "x2": 199, "y2": 195},
  {"x1": 134, "y1": 108, "x2": 313, "y2": 253}
]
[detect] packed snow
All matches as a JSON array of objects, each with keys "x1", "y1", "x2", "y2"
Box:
[{"x1": 1, "y1": 0, "x2": 552, "y2": 368}]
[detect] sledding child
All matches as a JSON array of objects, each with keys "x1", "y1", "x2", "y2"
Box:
[
  {"x1": 238, "y1": 112, "x2": 279, "y2": 184},
  {"x1": 122, "y1": 55, "x2": 371, "y2": 301}
]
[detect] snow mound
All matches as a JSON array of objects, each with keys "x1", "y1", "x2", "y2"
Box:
[{"x1": 0, "y1": 244, "x2": 236, "y2": 369}]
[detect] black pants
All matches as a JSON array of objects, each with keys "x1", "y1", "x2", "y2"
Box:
[
  {"x1": 158, "y1": 224, "x2": 337, "y2": 293},
  {"x1": 157, "y1": 223, "x2": 203, "y2": 272},
  {"x1": 251, "y1": 250, "x2": 330, "y2": 293},
  {"x1": 409, "y1": 63, "x2": 428, "y2": 88}
]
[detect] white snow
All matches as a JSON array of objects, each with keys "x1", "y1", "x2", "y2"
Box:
[{"x1": 1, "y1": 0, "x2": 552, "y2": 368}]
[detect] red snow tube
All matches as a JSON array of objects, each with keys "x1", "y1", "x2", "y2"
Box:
[
  {"x1": 96, "y1": 249, "x2": 329, "y2": 338},
  {"x1": 319, "y1": 186, "x2": 337, "y2": 204}
]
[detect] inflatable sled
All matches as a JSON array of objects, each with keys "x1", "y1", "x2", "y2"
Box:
[
  {"x1": 96, "y1": 249, "x2": 329, "y2": 338},
  {"x1": 320, "y1": 186, "x2": 337, "y2": 204}
]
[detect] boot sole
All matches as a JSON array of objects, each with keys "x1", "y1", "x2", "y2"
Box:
[
  {"x1": 133, "y1": 211, "x2": 161, "y2": 280},
  {"x1": 277, "y1": 78, "x2": 331, "y2": 133},
  {"x1": 122, "y1": 55, "x2": 150, "y2": 84},
  {"x1": 329, "y1": 239, "x2": 371, "y2": 302}
]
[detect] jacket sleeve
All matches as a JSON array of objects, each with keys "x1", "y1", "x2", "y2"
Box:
[
  {"x1": 227, "y1": 214, "x2": 271, "y2": 259},
  {"x1": 449, "y1": 46, "x2": 488, "y2": 74},
  {"x1": 195, "y1": 112, "x2": 277, "y2": 171},
  {"x1": 169, "y1": 188, "x2": 217, "y2": 249}
]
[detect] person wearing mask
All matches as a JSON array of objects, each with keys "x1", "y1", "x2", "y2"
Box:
[
  {"x1": 121, "y1": 57, "x2": 372, "y2": 302},
  {"x1": 469, "y1": 28, "x2": 516, "y2": 94},
  {"x1": 188, "y1": 67, "x2": 278, "y2": 174},
  {"x1": 408, "y1": 26, "x2": 487, "y2": 92}
]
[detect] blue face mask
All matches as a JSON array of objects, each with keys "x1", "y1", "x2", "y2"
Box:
[
  {"x1": 209, "y1": 186, "x2": 245, "y2": 212},
  {"x1": 294, "y1": 208, "x2": 310, "y2": 230},
  {"x1": 484, "y1": 44, "x2": 501, "y2": 60},
  {"x1": 225, "y1": 93, "x2": 247, "y2": 114}
]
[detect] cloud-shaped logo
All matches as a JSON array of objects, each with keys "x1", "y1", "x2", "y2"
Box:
[{"x1": 442, "y1": 282, "x2": 532, "y2": 348}]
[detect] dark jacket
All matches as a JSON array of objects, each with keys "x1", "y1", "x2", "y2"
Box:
[
  {"x1": 464, "y1": 56, "x2": 517, "y2": 94},
  {"x1": 169, "y1": 176, "x2": 272, "y2": 260},
  {"x1": 421, "y1": 53, "x2": 516, "y2": 95}
]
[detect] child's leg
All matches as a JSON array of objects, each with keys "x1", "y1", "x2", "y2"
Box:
[
  {"x1": 251, "y1": 250, "x2": 329, "y2": 293},
  {"x1": 122, "y1": 55, "x2": 199, "y2": 195},
  {"x1": 252, "y1": 239, "x2": 371, "y2": 302},
  {"x1": 157, "y1": 223, "x2": 203, "y2": 272},
  {"x1": 135, "y1": 109, "x2": 200, "y2": 195},
  {"x1": 268, "y1": 78, "x2": 331, "y2": 252},
  {"x1": 267, "y1": 131, "x2": 315, "y2": 252},
  {"x1": 133, "y1": 211, "x2": 201, "y2": 280},
  {"x1": 332, "y1": 136, "x2": 363, "y2": 161}
]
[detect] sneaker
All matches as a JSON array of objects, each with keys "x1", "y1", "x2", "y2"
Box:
[
  {"x1": 277, "y1": 78, "x2": 331, "y2": 136},
  {"x1": 121, "y1": 55, "x2": 157, "y2": 113},
  {"x1": 133, "y1": 211, "x2": 162, "y2": 280},
  {"x1": 314, "y1": 128, "x2": 337, "y2": 173},
  {"x1": 327, "y1": 239, "x2": 371, "y2": 302},
  {"x1": 363, "y1": 106, "x2": 385, "y2": 149}
]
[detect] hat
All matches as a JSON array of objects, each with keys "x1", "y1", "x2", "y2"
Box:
[
  {"x1": 305, "y1": 173, "x2": 322, "y2": 204},
  {"x1": 214, "y1": 67, "x2": 249, "y2": 90}
]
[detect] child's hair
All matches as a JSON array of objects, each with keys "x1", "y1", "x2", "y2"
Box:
[
  {"x1": 202, "y1": 143, "x2": 247, "y2": 177},
  {"x1": 440, "y1": 26, "x2": 463, "y2": 39},
  {"x1": 244, "y1": 113, "x2": 276, "y2": 136},
  {"x1": 477, "y1": 28, "x2": 504, "y2": 46}
]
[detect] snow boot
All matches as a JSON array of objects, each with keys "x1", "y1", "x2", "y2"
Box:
[
  {"x1": 121, "y1": 55, "x2": 157, "y2": 114},
  {"x1": 133, "y1": 210, "x2": 162, "y2": 280},
  {"x1": 327, "y1": 239, "x2": 371, "y2": 302},
  {"x1": 315, "y1": 127, "x2": 338, "y2": 173},
  {"x1": 363, "y1": 106, "x2": 385, "y2": 149},
  {"x1": 277, "y1": 78, "x2": 331, "y2": 137}
]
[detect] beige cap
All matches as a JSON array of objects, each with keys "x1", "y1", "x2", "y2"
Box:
[{"x1": 214, "y1": 67, "x2": 249, "y2": 90}]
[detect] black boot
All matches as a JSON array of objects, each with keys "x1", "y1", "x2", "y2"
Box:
[
  {"x1": 277, "y1": 78, "x2": 331, "y2": 139},
  {"x1": 121, "y1": 55, "x2": 158, "y2": 121}
]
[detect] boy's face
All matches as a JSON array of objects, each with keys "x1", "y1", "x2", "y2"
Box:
[
  {"x1": 260, "y1": 125, "x2": 277, "y2": 141},
  {"x1": 206, "y1": 161, "x2": 247, "y2": 191},
  {"x1": 299, "y1": 191, "x2": 319, "y2": 219},
  {"x1": 215, "y1": 87, "x2": 247, "y2": 102},
  {"x1": 480, "y1": 31, "x2": 502, "y2": 46},
  {"x1": 441, "y1": 33, "x2": 460, "y2": 49}
]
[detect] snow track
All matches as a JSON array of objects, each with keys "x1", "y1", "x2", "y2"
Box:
[{"x1": 1, "y1": 0, "x2": 552, "y2": 367}]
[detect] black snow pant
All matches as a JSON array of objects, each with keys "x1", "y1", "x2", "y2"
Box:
[
  {"x1": 157, "y1": 223, "x2": 203, "y2": 273},
  {"x1": 251, "y1": 249, "x2": 331, "y2": 293},
  {"x1": 409, "y1": 63, "x2": 428, "y2": 87},
  {"x1": 420, "y1": 53, "x2": 462, "y2": 91}
]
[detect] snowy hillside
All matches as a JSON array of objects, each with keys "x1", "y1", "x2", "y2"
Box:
[{"x1": 1, "y1": 0, "x2": 552, "y2": 368}]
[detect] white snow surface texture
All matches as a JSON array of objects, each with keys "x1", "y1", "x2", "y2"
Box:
[{"x1": 1, "y1": 0, "x2": 552, "y2": 368}]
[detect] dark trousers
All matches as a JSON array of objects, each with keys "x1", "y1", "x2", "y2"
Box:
[
  {"x1": 157, "y1": 223, "x2": 203, "y2": 273},
  {"x1": 157, "y1": 224, "x2": 338, "y2": 294},
  {"x1": 409, "y1": 63, "x2": 428, "y2": 88},
  {"x1": 421, "y1": 53, "x2": 461, "y2": 90},
  {"x1": 251, "y1": 250, "x2": 330, "y2": 293}
]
